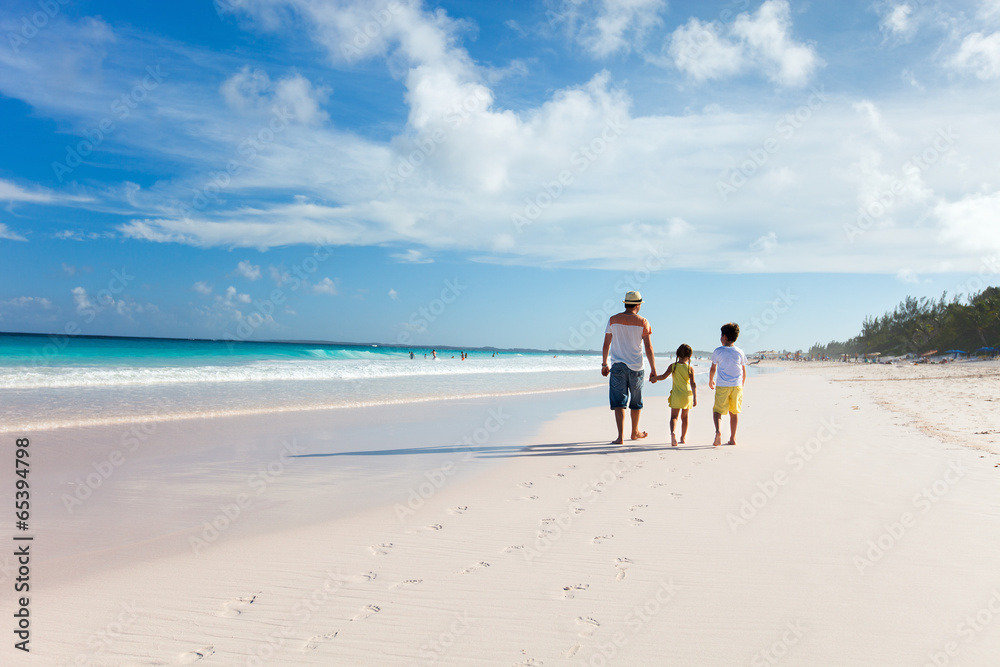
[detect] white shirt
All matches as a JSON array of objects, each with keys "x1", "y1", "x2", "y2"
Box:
[
  {"x1": 606, "y1": 314, "x2": 651, "y2": 371},
  {"x1": 711, "y1": 345, "x2": 747, "y2": 386}
]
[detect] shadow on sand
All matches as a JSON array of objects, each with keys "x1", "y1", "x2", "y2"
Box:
[{"x1": 291, "y1": 440, "x2": 718, "y2": 460}]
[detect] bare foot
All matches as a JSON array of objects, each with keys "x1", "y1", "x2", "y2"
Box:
[
  {"x1": 670, "y1": 434, "x2": 678, "y2": 447},
  {"x1": 727, "y1": 439, "x2": 737, "y2": 446},
  {"x1": 611, "y1": 437, "x2": 623, "y2": 444},
  {"x1": 630, "y1": 431, "x2": 648, "y2": 440},
  {"x1": 712, "y1": 433, "x2": 722, "y2": 447},
  {"x1": 679, "y1": 438, "x2": 686, "y2": 444}
]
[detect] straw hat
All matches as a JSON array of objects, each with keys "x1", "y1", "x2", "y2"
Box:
[{"x1": 623, "y1": 290, "x2": 643, "y2": 305}]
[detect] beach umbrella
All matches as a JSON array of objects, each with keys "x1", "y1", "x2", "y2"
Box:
[{"x1": 945, "y1": 349, "x2": 966, "y2": 354}]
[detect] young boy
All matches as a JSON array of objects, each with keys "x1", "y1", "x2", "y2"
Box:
[{"x1": 708, "y1": 322, "x2": 748, "y2": 446}]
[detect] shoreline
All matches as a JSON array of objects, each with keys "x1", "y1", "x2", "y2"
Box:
[{"x1": 6, "y1": 363, "x2": 1000, "y2": 665}]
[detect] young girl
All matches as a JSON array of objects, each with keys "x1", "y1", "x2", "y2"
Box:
[{"x1": 654, "y1": 344, "x2": 697, "y2": 446}]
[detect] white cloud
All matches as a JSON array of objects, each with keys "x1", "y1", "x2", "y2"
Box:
[
  {"x1": 895, "y1": 268, "x2": 920, "y2": 283},
  {"x1": 0, "y1": 223, "x2": 27, "y2": 241},
  {"x1": 54, "y1": 230, "x2": 103, "y2": 241},
  {"x1": 313, "y1": 277, "x2": 338, "y2": 294},
  {"x1": 750, "y1": 232, "x2": 778, "y2": 253},
  {"x1": 878, "y1": 3, "x2": 916, "y2": 41},
  {"x1": 951, "y1": 31, "x2": 1000, "y2": 79},
  {"x1": 2, "y1": 296, "x2": 53, "y2": 309},
  {"x1": 853, "y1": 100, "x2": 898, "y2": 144},
  {"x1": 72, "y1": 286, "x2": 94, "y2": 314},
  {"x1": 666, "y1": 0, "x2": 820, "y2": 87},
  {"x1": 935, "y1": 190, "x2": 1000, "y2": 253},
  {"x1": 62, "y1": 263, "x2": 76, "y2": 276},
  {"x1": 221, "y1": 67, "x2": 330, "y2": 124},
  {"x1": 388, "y1": 288, "x2": 398, "y2": 299},
  {"x1": 193, "y1": 281, "x2": 213, "y2": 295},
  {"x1": 236, "y1": 260, "x2": 261, "y2": 280},
  {"x1": 731, "y1": 0, "x2": 821, "y2": 87},
  {"x1": 667, "y1": 18, "x2": 744, "y2": 82},
  {"x1": 391, "y1": 249, "x2": 434, "y2": 264},
  {"x1": 221, "y1": 285, "x2": 252, "y2": 305},
  {"x1": 0, "y1": 179, "x2": 56, "y2": 205},
  {"x1": 576, "y1": 0, "x2": 667, "y2": 58}
]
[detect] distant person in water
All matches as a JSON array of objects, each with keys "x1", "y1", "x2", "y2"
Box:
[
  {"x1": 602, "y1": 290, "x2": 658, "y2": 445},
  {"x1": 409, "y1": 351, "x2": 414, "y2": 359},
  {"x1": 708, "y1": 322, "x2": 747, "y2": 446},
  {"x1": 651, "y1": 343, "x2": 697, "y2": 446},
  {"x1": 432, "y1": 349, "x2": 437, "y2": 359}
]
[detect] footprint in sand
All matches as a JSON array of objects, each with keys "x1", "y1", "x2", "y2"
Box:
[
  {"x1": 360, "y1": 571, "x2": 378, "y2": 582},
  {"x1": 629, "y1": 504, "x2": 648, "y2": 511},
  {"x1": 650, "y1": 482, "x2": 667, "y2": 488},
  {"x1": 351, "y1": 604, "x2": 380, "y2": 621},
  {"x1": 447, "y1": 505, "x2": 469, "y2": 515},
  {"x1": 519, "y1": 495, "x2": 540, "y2": 501},
  {"x1": 567, "y1": 464, "x2": 577, "y2": 469},
  {"x1": 459, "y1": 561, "x2": 490, "y2": 574},
  {"x1": 562, "y1": 583, "x2": 589, "y2": 599},
  {"x1": 670, "y1": 492, "x2": 683, "y2": 499},
  {"x1": 565, "y1": 644, "x2": 582, "y2": 658},
  {"x1": 369, "y1": 543, "x2": 393, "y2": 556},
  {"x1": 576, "y1": 616, "x2": 600, "y2": 637},
  {"x1": 592, "y1": 534, "x2": 614, "y2": 544},
  {"x1": 519, "y1": 481, "x2": 534, "y2": 488},
  {"x1": 572, "y1": 507, "x2": 586, "y2": 515},
  {"x1": 615, "y1": 557, "x2": 633, "y2": 582},
  {"x1": 425, "y1": 523, "x2": 444, "y2": 531},
  {"x1": 389, "y1": 579, "x2": 423, "y2": 590},
  {"x1": 630, "y1": 517, "x2": 645, "y2": 526},
  {"x1": 537, "y1": 528, "x2": 556, "y2": 538},
  {"x1": 540, "y1": 517, "x2": 555, "y2": 525},
  {"x1": 178, "y1": 647, "x2": 215, "y2": 664},
  {"x1": 218, "y1": 594, "x2": 257, "y2": 617},
  {"x1": 514, "y1": 659, "x2": 544, "y2": 667},
  {"x1": 302, "y1": 632, "x2": 338, "y2": 652},
  {"x1": 503, "y1": 545, "x2": 526, "y2": 554}
]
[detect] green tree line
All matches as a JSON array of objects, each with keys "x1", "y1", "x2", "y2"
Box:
[{"x1": 809, "y1": 286, "x2": 1000, "y2": 357}]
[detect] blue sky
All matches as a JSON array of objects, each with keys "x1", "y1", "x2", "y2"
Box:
[{"x1": 1, "y1": 0, "x2": 999, "y2": 352}]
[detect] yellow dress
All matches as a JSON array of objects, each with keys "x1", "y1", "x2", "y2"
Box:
[{"x1": 668, "y1": 362, "x2": 693, "y2": 409}]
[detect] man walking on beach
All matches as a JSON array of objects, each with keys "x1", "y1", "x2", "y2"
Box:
[{"x1": 602, "y1": 291, "x2": 658, "y2": 444}]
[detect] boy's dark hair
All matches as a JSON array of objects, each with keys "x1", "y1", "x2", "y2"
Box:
[
  {"x1": 721, "y1": 322, "x2": 740, "y2": 342},
  {"x1": 676, "y1": 343, "x2": 693, "y2": 359}
]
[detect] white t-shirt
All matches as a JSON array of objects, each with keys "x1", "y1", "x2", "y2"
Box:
[
  {"x1": 605, "y1": 314, "x2": 651, "y2": 371},
  {"x1": 711, "y1": 345, "x2": 747, "y2": 386}
]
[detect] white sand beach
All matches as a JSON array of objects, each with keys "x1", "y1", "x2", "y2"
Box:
[{"x1": 6, "y1": 362, "x2": 1000, "y2": 666}]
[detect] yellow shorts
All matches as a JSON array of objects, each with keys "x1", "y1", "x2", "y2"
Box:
[{"x1": 713, "y1": 386, "x2": 743, "y2": 414}]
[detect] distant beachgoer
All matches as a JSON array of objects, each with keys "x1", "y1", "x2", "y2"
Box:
[
  {"x1": 602, "y1": 290, "x2": 658, "y2": 445},
  {"x1": 708, "y1": 322, "x2": 748, "y2": 447},
  {"x1": 409, "y1": 351, "x2": 414, "y2": 359},
  {"x1": 432, "y1": 349, "x2": 437, "y2": 359},
  {"x1": 651, "y1": 343, "x2": 697, "y2": 446}
]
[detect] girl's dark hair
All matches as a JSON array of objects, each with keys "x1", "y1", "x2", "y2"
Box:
[{"x1": 676, "y1": 343, "x2": 693, "y2": 359}]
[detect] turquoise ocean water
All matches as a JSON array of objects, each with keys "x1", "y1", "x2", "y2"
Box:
[{"x1": 0, "y1": 333, "x2": 603, "y2": 431}]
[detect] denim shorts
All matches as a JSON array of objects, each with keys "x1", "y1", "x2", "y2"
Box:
[{"x1": 608, "y1": 362, "x2": 643, "y2": 410}]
